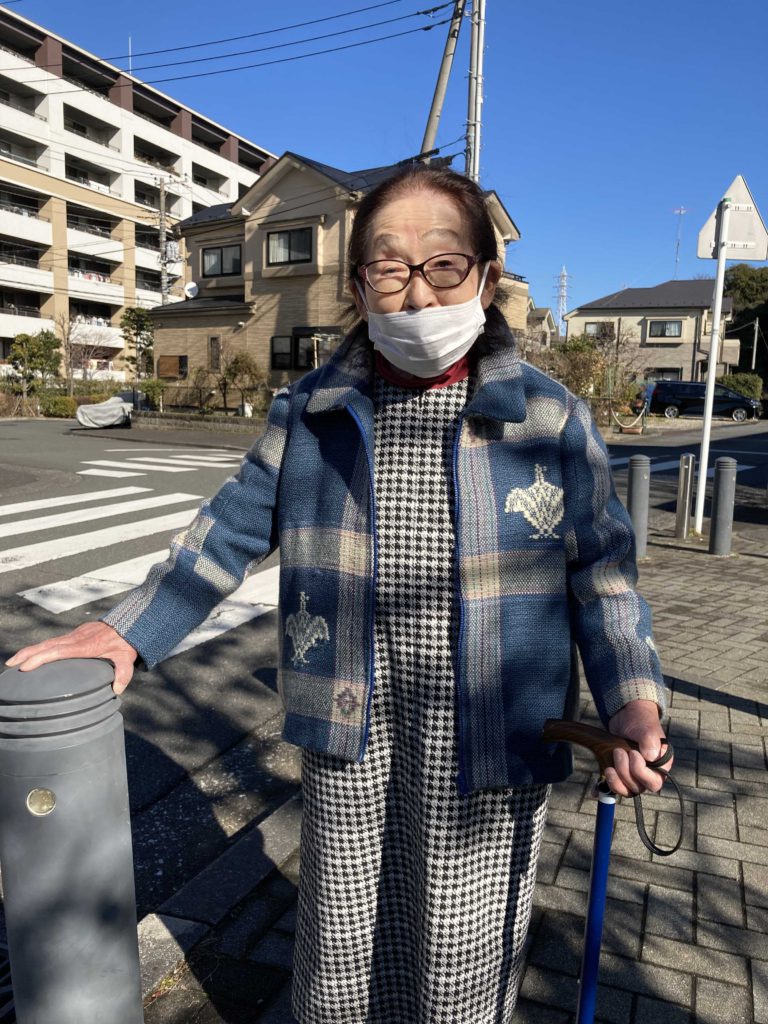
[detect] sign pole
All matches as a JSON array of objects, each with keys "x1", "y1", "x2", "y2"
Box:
[{"x1": 693, "y1": 197, "x2": 731, "y2": 535}]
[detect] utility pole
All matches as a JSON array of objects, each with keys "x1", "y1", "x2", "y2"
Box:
[
  {"x1": 158, "y1": 177, "x2": 169, "y2": 305},
  {"x1": 421, "y1": 1, "x2": 466, "y2": 157},
  {"x1": 472, "y1": 0, "x2": 486, "y2": 182},
  {"x1": 752, "y1": 316, "x2": 759, "y2": 372},
  {"x1": 465, "y1": 1, "x2": 478, "y2": 179}
]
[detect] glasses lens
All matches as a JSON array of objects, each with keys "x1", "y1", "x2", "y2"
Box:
[
  {"x1": 423, "y1": 254, "x2": 472, "y2": 288},
  {"x1": 365, "y1": 260, "x2": 411, "y2": 293}
]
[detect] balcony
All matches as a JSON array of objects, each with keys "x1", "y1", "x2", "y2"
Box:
[
  {"x1": 63, "y1": 104, "x2": 120, "y2": 153},
  {"x1": 68, "y1": 271, "x2": 124, "y2": 305},
  {"x1": 0, "y1": 252, "x2": 53, "y2": 292},
  {"x1": 70, "y1": 318, "x2": 124, "y2": 350},
  {"x1": 0, "y1": 308, "x2": 54, "y2": 338},
  {"x1": 0, "y1": 205, "x2": 51, "y2": 246},
  {"x1": 135, "y1": 287, "x2": 162, "y2": 308},
  {"x1": 65, "y1": 156, "x2": 120, "y2": 198},
  {"x1": 0, "y1": 128, "x2": 48, "y2": 173}
]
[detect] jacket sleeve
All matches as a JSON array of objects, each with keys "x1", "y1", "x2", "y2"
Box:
[
  {"x1": 561, "y1": 397, "x2": 669, "y2": 725},
  {"x1": 99, "y1": 386, "x2": 291, "y2": 669}
]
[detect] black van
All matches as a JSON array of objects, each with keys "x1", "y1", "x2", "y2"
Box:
[{"x1": 649, "y1": 381, "x2": 763, "y2": 421}]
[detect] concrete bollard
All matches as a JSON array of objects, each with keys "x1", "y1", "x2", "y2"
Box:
[
  {"x1": 0, "y1": 659, "x2": 143, "y2": 1024},
  {"x1": 626, "y1": 454, "x2": 651, "y2": 558},
  {"x1": 709, "y1": 457, "x2": 738, "y2": 557},
  {"x1": 675, "y1": 453, "x2": 696, "y2": 540}
]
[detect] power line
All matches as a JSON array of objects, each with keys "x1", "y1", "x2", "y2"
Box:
[
  {"x1": 106, "y1": 0, "x2": 406, "y2": 60},
  {"x1": 15, "y1": 18, "x2": 451, "y2": 93},
  {"x1": 123, "y1": 4, "x2": 452, "y2": 75}
]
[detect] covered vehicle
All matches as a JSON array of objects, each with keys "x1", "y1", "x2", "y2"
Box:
[{"x1": 75, "y1": 394, "x2": 133, "y2": 428}]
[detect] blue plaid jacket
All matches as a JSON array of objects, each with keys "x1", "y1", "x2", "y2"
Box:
[{"x1": 103, "y1": 325, "x2": 668, "y2": 795}]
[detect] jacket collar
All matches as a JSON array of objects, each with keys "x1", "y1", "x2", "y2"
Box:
[{"x1": 305, "y1": 320, "x2": 527, "y2": 423}]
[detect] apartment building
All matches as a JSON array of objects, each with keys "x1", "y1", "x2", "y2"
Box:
[{"x1": 0, "y1": 8, "x2": 273, "y2": 378}]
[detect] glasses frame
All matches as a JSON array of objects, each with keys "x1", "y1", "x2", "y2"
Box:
[{"x1": 357, "y1": 252, "x2": 482, "y2": 294}]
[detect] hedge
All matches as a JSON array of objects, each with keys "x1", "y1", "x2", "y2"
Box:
[{"x1": 40, "y1": 395, "x2": 78, "y2": 418}]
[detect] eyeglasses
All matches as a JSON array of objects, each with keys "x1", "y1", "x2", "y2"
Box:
[{"x1": 357, "y1": 252, "x2": 481, "y2": 294}]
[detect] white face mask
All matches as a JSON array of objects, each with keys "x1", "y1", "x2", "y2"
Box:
[{"x1": 356, "y1": 262, "x2": 491, "y2": 378}]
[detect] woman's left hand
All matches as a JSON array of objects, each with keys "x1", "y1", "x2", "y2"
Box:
[{"x1": 605, "y1": 699, "x2": 673, "y2": 797}]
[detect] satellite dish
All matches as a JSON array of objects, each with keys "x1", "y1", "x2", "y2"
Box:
[{"x1": 184, "y1": 281, "x2": 199, "y2": 299}]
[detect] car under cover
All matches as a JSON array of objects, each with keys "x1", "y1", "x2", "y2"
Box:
[{"x1": 75, "y1": 394, "x2": 133, "y2": 428}]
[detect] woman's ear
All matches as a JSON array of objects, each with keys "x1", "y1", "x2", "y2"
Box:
[
  {"x1": 349, "y1": 277, "x2": 369, "y2": 321},
  {"x1": 480, "y1": 260, "x2": 503, "y2": 310}
]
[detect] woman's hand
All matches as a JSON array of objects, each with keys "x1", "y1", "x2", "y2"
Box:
[
  {"x1": 605, "y1": 699, "x2": 673, "y2": 797},
  {"x1": 5, "y1": 622, "x2": 138, "y2": 694}
]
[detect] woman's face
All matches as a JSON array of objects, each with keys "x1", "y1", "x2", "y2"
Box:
[{"x1": 351, "y1": 189, "x2": 501, "y2": 317}]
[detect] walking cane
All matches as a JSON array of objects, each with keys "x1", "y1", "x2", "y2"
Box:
[{"x1": 541, "y1": 720, "x2": 683, "y2": 1024}]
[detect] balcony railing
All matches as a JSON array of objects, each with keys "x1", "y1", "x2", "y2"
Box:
[
  {"x1": 136, "y1": 237, "x2": 160, "y2": 251},
  {"x1": 0, "y1": 303, "x2": 41, "y2": 318},
  {"x1": 136, "y1": 281, "x2": 161, "y2": 293},
  {"x1": 69, "y1": 269, "x2": 111, "y2": 284},
  {"x1": 0, "y1": 149, "x2": 48, "y2": 172},
  {"x1": 73, "y1": 314, "x2": 111, "y2": 327},
  {"x1": 0, "y1": 199, "x2": 47, "y2": 221},
  {"x1": 0, "y1": 94, "x2": 47, "y2": 122},
  {"x1": 135, "y1": 152, "x2": 178, "y2": 173},
  {"x1": 65, "y1": 172, "x2": 120, "y2": 197},
  {"x1": 66, "y1": 217, "x2": 112, "y2": 238},
  {"x1": 64, "y1": 124, "x2": 121, "y2": 152},
  {"x1": 0, "y1": 252, "x2": 40, "y2": 269}
]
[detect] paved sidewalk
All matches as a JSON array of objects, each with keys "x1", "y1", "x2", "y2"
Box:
[{"x1": 132, "y1": 475, "x2": 768, "y2": 1024}]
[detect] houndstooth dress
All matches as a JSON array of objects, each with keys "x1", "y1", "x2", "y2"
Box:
[{"x1": 292, "y1": 373, "x2": 551, "y2": 1024}]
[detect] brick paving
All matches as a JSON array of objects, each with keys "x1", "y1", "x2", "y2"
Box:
[{"x1": 111, "y1": 431, "x2": 765, "y2": 1023}]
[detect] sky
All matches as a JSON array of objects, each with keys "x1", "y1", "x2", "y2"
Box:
[{"x1": 6, "y1": 0, "x2": 768, "y2": 317}]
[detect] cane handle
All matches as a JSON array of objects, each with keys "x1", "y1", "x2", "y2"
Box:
[{"x1": 542, "y1": 719, "x2": 640, "y2": 774}]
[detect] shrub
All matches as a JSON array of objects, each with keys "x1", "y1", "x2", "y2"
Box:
[
  {"x1": 40, "y1": 395, "x2": 78, "y2": 418},
  {"x1": 718, "y1": 372, "x2": 763, "y2": 400},
  {"x1": 140, "y1": 379, "x2": 166, "y2": 411}
]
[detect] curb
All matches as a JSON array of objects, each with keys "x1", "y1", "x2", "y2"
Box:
[{"x1": 139, "y1": 789, "x2": 303, "y2": 1000}]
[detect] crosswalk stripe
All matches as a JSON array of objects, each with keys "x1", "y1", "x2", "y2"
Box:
[
  {"x1": 165, "y1": 566, "x2": 280, "y2": 659},
  {"x1": 81, "y1": 460, "x2": 194, "y2": 474},
  {"x1": 125, "y1": 456, "x2": 241, "y2": 469},
  {"x1": 2, "y1": 493, "x2": 202, "y2": 539},
  {"x1": 0, "y1": 487, "x2": 150, "y2": 518},
  {"x1": 163, "y1": 456, "x2": 243, "y2": 466},
  {"x1": 0, "y1": 509, "x2": 197, "y2": 575},
  {"x1": 78, "y1": 469, "x2": 147, "y2": 478},
  {"x1": 20, "y1": 549, "x2": 168, "y2": 613}
]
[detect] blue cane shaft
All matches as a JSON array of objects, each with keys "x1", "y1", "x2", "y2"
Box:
[{"x1": 576, "y1": 788, "x2": 616, "y2": 1024}]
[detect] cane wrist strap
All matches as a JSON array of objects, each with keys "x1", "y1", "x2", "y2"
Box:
[{"x1": 630, "y1": 741, "x2": 684, "y2": 857}]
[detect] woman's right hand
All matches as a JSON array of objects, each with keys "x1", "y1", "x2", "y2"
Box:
[{"x1": 5, "y1": 622, "x2": 138, "y2": 694}]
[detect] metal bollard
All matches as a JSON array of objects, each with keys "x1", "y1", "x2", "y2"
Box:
[
  {"x1": 709, "y1": 457, "x2": 738, "y2": 556},
  {"x1": 675, "y1": 453, "x2": 696, "y2": 540},
  {"x1": 0, "y1": 659, "x2": 143, "y2": 1024},
  {"x1": 626, "y1": 454, "x2": 651, "y2": 558}
]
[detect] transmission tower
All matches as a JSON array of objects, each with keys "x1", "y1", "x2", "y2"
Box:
[{"x1": 553, "y1": 266, "x2": 571, "y2": 338}]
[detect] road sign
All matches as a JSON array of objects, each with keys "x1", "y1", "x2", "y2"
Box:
[{"x1": 697, "y1": 175, "x2": 768, "y2": 260}]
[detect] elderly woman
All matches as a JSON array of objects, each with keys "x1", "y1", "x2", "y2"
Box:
[{"x1": 8, "y1": 166, "x2": 670, "y2": 1024}]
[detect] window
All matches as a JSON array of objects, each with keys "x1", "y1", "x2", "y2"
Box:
[
  {"x1": 646, "y1": 368, "x2": 681, "y2": 381},
  {"x1": 202, "y1": 244, "x2": 241, "y2": 277},
  {"x1": 270, "y1": 336, "x2": 292, "y2": 370},
  {"x1": 649, "y1": 320, "x2": 682, "y2": 338},
  {"x1": 585, "y1": 322, "x2": 599, "y2": 336},
  {"x1": 267, "y1": 227, "x2": 312, "y2": 265},
  {"x1": 583, "y1": 321, "x2": 615, "y2": 341},
  {"x1": 208, "y1": 336, "x2": 221, "y2": 371},
  {"x1": 157, "y1": 355, "x2": 188, "y2": 379}
]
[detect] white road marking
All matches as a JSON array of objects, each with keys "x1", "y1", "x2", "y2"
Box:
[
  {"x1": 649, "y1": 459, "x2": 755, "y2": 475},
  {"x1": 2, "y1": 493, "x2": 202, "y2": 539},
  {"x1": 125, "y1": 456, "x2": 241, "y2": 469},
  {"x1": 164, "y1": 455, "x2": 243, "y2": 465},
  {"x1": 105, "y1": 448, "x2": 238, "y2": 454},
  {"x1": 81, "y1": 460, "x2": 194, "y2": 474},
  {"x1": 165, "y1": 566, "x2": 280, "y2": 659},
  {"x1": 0, "y1": 487, "x2": 150, "y2": 518},
  {"x1": 20, "y1": 549, "x2": 168, "y2": 612},
  {"x1": 0, "y1": 509, "x2": 197, "y2": 575},
  {"x1": 78, "y1": 469, "x2": 147, "y2": 478}
]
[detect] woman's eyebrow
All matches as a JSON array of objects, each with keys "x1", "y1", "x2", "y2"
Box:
[{"x1": 421, "y1": 228, "x2": 461, "y2": 241}]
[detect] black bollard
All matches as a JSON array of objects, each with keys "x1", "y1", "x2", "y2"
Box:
[
  {"x1": 0, "y1": 659, "x2": 143, "y2": 1024},
  {"x1": 709, "y1": 457, "x2": 738, "y2": 556},
  {"x1": 626, "y1": 454, "x2": 651, "y2": 558},
  {"x1": 675, "y1": 453, "x2": 696, "y2": 540}
]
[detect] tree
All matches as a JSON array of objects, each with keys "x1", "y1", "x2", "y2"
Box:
[
  {"x1": 228, "y1": 351, "x2": 268, "y2": 411},
  {"x1": 8, "y1": 330, "x2": 62, "y2": 409},
  {"x1": 120, "y1": 307, "x2": 154, "y2": 380},
  {"x1": 56, "y1": 315, "x2": 108, "y2": 395},
  {"x1": 724, "y1": 263, "x2": 768, "y2": 381},
  {"x1": 188, "y1": 366, "x2": 216, "y2": 412}
]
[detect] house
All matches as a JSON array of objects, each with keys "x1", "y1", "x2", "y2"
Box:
[
  {"x1": 526, "y1": 299, "x2": 559, "y2": 347},
  {"x1": 564, "y1": 279, "x2": 737, "y2": 381},
  {"x1": 150, "y1": 152, "x2": 525, "y2": 391},
  {"x1": 0, "y1": 6, "x2": 272, "y2": 379}
]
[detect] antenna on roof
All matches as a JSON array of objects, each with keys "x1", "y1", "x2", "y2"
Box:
[
  {"x1": 673, "y1": 206, "x2": 687, "y2": 278},
  {"x1": 127, "y1": 37, "x2": 132, "y2": 75}
]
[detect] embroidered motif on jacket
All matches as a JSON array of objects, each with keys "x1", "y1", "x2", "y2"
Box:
[
  {"x1": 285, "y1": 592, "x2": 330, "y2": 665},
  {"x1": 504, "y1": 464, "x2": 565, "y2": 540}
]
